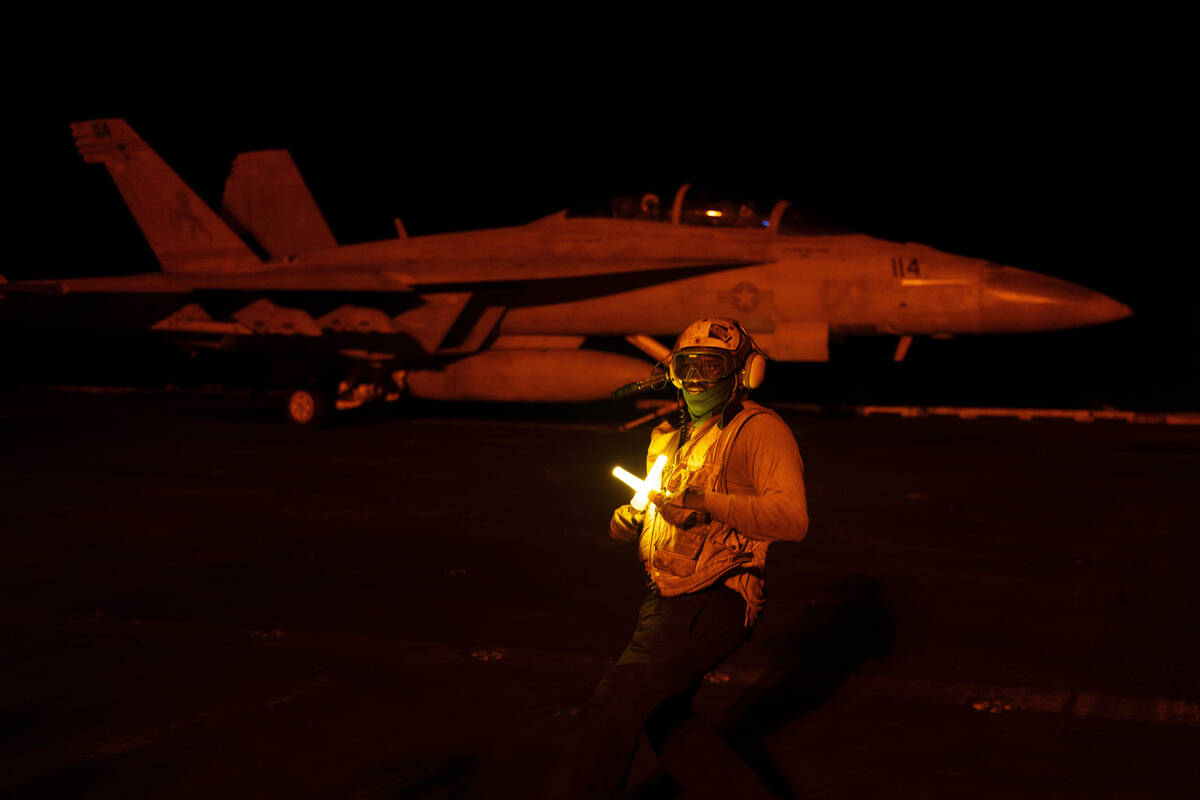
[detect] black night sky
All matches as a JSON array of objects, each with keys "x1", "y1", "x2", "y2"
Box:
[{"x1": 11, "y1": 44, "x2": 1194, "y2": 410}]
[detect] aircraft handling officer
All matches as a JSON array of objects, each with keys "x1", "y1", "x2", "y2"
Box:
[{"x1": 571, "y1": 317, "x2": 809, "y2": 799}]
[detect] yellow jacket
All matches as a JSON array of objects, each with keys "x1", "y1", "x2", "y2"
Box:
[{"x1": 615, "y1": 399, "x2": 809, "y2": 626}]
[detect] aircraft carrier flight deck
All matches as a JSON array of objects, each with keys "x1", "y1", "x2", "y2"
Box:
[{"x1": 1, "y1": 390, "x2": 1197, "y2": 798}]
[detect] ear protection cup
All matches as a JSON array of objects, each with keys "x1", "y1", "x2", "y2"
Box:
[
  {"x1": 734, "y1": 321, "x2": 767, "y2": 391},
  {"x1": 741, "y1": 351, "x2": 766, "y2": 390}
]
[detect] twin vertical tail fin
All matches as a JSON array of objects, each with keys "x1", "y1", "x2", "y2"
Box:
[
  {"x1": 220, "y1": 150, "x2": 338, "y2": 259},
  {"x1": 71, "y1": 119, "x2": 262, "y2": 274}
]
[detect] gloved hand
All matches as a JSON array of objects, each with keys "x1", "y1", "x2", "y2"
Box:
[
  {"x1": 609, "y1": 504, "x2": 645, "y2": 542},
  {"x1": 649, "y1": 490, "x2": 711, "y2": 530}
]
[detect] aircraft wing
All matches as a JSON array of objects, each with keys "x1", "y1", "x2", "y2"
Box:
[
  {"x1": 189, "y1": 258, "x2": 762, "y2": 288},
  {"x1": 3, "y1": 255, "x2": 757, "y2": 358},
  {"x1": 0, "y1": 276, "x2": 67, "y2": 295},
  {"x1": 379, "y1": 257, "x2": 765, "y2": 285},
  {"x1": 1, "y1": 257, "x2": 762, "y2": 293}
]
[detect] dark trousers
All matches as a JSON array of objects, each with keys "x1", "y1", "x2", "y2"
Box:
[{"x1": 570, "y1": 584, "x2": 774, "y2": 799}]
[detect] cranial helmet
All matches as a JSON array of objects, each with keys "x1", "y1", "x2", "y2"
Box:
[{"x1": 667, "y1": 317, "x2": 767, "y2": 391}]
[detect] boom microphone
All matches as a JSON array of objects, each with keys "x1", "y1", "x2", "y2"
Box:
[{"x1": 611, "y1": 376, "x2": 669, "y2": 399}]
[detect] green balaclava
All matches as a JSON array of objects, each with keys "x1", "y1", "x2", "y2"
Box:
[{"x1": 683, "y1": 375, "x2": 735, "y2": 422}]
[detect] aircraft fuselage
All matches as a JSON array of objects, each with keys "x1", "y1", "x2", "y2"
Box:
[{"x1": 32, "y1": 218, "x2": 1129, "y2": 346}]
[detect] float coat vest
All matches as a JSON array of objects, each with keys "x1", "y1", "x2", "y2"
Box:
[{"x1": 638, "y1": 400, "x2": 775, "y2": 599}]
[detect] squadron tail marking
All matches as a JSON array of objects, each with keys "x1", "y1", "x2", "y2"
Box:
[{"x1": 71, "y1": 119, "x2": 262, "y2": 275}]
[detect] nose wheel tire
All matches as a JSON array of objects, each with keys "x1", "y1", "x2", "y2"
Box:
[{"x1": 286, "y1": 387, "x2": 331, "y2": 426}]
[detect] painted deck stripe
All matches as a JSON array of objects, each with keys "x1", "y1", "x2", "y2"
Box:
[{"x1": 852, "y1": 405, "x2": 1200, "y2": 425}]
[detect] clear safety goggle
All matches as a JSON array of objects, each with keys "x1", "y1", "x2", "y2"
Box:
[{"x1": 670, "y1": 348, "x2": 736, "y2": 383}]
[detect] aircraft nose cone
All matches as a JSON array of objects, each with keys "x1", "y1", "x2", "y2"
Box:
[{"x1": 980, "y1": 267, "x2": 1132, "y2": 333}]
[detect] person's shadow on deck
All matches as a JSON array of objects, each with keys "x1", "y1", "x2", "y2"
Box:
[{"x1": 633, "y1": 574, "x2": 896, "y2": 799}]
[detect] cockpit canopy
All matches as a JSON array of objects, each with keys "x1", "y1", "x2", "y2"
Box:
[{"x1": 565, "y1": 184, "x2": 852, "y2": 235}]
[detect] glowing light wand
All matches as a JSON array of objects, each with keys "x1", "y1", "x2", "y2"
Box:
[{"x1": 612, "y1": 455, "x2": 668, "y2": 511}]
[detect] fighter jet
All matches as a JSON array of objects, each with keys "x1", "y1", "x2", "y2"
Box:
[{"x1": 1, "y1": 118, "x2": 1131, "y2": 424}]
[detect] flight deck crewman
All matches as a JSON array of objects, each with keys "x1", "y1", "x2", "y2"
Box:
[{"x1": 571, "y1": 317, "x2": 809, "y2": 799}]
